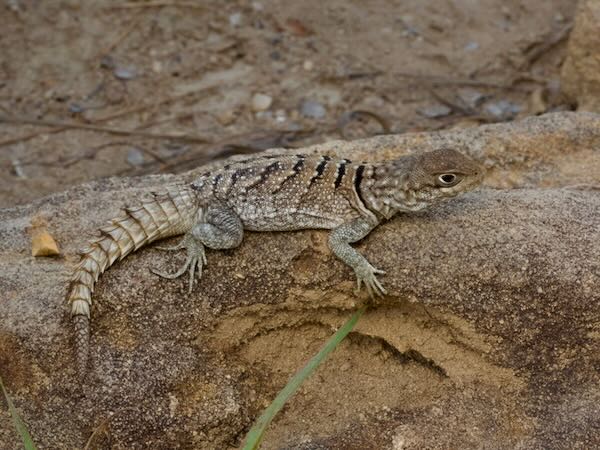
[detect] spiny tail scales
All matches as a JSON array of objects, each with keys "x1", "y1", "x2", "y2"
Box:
[{"x1": 68, "y1": 186, "x2": 199, "y2": 377}]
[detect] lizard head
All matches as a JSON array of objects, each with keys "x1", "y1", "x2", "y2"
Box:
[
  {"x1": 408, "y1": 148, "x2": 484, "y2": 197},
  {"x1": 364, "y1": 148, "x2": 484, "y2": 217}
]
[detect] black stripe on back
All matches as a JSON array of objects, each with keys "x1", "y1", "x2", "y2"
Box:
[
  {"x1": 226, "y1": 167, "x2": 255, "y2": 195},
  {"x1": 246, "y1": 161, "x2": 281, "y2": 190},
  {"x1": 271, "y1": 156, "x2": 305, "y2": 194},
  {"x1": 292, "y1": 156, "x2": 305, "y2": 172},
  {"x1": 334, "y1": 159, "x2": 350, "y2": 189},
  {"x1": 354, "y1": 165, "x2": 366, "y2": 205},
  {"x1": 261, "y1": 161, "x2": 281, "y2": 180},
  {"x1": 309, "y1": 156, "x2": 331, "y2": 185}
]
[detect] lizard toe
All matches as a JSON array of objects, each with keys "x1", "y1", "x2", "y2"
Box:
[
  {"x1": 354, "y1": 264, "x2": 387, "y2": 298},
  {"x1": 154, "y1": 235, "x2": 188, "y2": 252}
]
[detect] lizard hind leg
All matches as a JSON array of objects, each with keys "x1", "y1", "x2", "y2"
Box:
[{"x1": 151, "y1": 204, "x2": 243, "y2": 293}]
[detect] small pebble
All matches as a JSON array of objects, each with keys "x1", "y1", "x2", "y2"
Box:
[
  {"x1": 229, "y1": 12, "x2": 243, "y2": 27},
  {"x1": 152, "y1": 60, "x2": 163, "y2": 73},
  {"x1": 100, "y1": 55, "x2": 115, "y2": 69},
  {"x1": 113, "y1": 66, "x2": 137, "y2": 80},
  {"x1": 11, "y1": 159, "x2": 25, "y2": 178},
  {"x1": 417, "y1": 104, "x2": 451, "y2": 118},
  {"x1": 303, "y1": 60, "x2": 314, "y2": 71},
  {"x1": 274, "y1": 109, "x2": 287, "y2": 123},
  {"x1": 299, "y1": 99, "x2": 326, "y2": 119},
  {"x1": 464, "y1": 41, "x2": 479, "y2": 51},
  {"x1": 127, "y1": 148, "x2": 145, "y2": 166},
  {"x1": 216, "y1": 110, "x2": 237, "y2": 126},
  {"x1": 252, "y1": 93, "x2": 272, "y2": 112},
  {"x1": 458, "y1": 88, "x2": 485, "y2": 108},
  {"x1": 6, "y1": 0, "x2": 20, "y2": 12},
  {"x1": 484, "y1": 99, "x2": 521, "y2": 118},
  {"x1": 69, "y1": 103, "x2": 85, "y2": 113}
]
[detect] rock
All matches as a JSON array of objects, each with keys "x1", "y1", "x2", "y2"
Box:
[
  {"x1": 457, "y1": 88, "x2": 486, "y2": 108},
  {"x1": 417, "y1": 103, "x2": 452, "y2": 118},
  {"x1": 229, "y1": 12, "x2": 243, "y2": 28},
  {"x1": 11, "y1": 159, "x2": 25, "y2": 179},
  {"x1": 274, "y1": 109, "x2": 287, "y2": 123},
  {"x1": 561, "y1": 0, "x2": 600, "y2": 111},
  {"x1": 113, "y1": 66, "x2": 137, "y2": 81},
  {"x1": 251, "y1": 93, "x2": 272, "y2": 112},
  {"x1": 1, "y1": 112, "x2": 599, "y2": 449},
  {"x1": 126, "y1": 148, "x2": 145, "y2": 166},
  {"x1": 299, "y1": 99, "x2": 326, "y2": 119},
  {"x1": 463, "y1": 41, "x2": 479, "y2": 51},
  {"x1": 216, "y1": 109, "x2": 237, "y2": 126},
  {"x1": 484, "y1": 99, "x2": 521, "y2": 119},
  {"x1": 68, "y1": 103, "x2": 85, "y2": 113}
]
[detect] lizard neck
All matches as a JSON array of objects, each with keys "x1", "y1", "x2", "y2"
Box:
[{"x1": 359, "y1": 161, "x2": 432, "y2": 219}]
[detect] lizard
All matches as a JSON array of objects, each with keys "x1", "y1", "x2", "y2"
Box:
[{"x1": 68, "y1": 148, "x2": 484, "y2": 376}]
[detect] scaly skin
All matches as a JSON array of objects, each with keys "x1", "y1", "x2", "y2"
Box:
[{"x1": 68, "y1": 149, "x2": 484, "y2": 376}]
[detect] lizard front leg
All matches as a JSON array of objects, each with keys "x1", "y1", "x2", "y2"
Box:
[
  {"x1": 152, "y1": 203, "x2": 244, "y2": 293},
  {"x1": 328, "y1": 217, "x2": 387, "y2": 298}
]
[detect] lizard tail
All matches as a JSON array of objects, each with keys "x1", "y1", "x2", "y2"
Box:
[
  {"x1": 73, "y1": 314, "x2": 89, "y2": 379},
  {"x1": 68, "y1": 187, "x2": 198, "y2": 376}
]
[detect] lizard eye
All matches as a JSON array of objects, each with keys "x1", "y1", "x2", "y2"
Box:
[{"x1": 437, "y1": 173, "x2": 460, "y2": 187}]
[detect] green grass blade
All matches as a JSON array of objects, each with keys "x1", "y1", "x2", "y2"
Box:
[
  {"x1": 242, "y1": 305, "x2": 368, "y2": 450},
  {"x1": 0, "y1": 374, "x2": 38, "y2": 450}
]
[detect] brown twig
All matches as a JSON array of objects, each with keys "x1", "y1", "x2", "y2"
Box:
[
  {"x1": 0, "y1": 87, "x2": 217, "y2": 149},
  {"x1": 91, "y1": 86, "x2": 217, "y2": 123},
  {"x1": 0, "y1": 116, "x2": 211, "y2": 144},
  {"x1": 392, "y1": 72, "x2": 530, "y2": 92},
  {"x1": 0, "y1": 127, "x2": 71, "y2": 149},
  {"x1": 7, "y1": 140, "x2": 167, "y2": 169},
  {"x1": 108, "y1": 1, "x2": 206, "y2": 9}
]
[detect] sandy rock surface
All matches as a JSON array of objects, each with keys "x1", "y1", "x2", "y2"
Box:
[{"x1": 1, "y1": 112, "x2": 599, "y2": 449}]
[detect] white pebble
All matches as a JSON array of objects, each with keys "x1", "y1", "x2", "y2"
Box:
[{"x1": 252, "y1": 93, "x2": 272, "y2": 112}]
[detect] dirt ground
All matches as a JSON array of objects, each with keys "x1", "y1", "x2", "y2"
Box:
[
  {"x1": 0, "y1": 0, "x2": 587, "y2": 449},
  {"x1": 0, "y1": 0, "x2": 576, "y2": 208}
]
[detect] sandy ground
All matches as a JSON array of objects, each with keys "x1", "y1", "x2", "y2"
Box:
[{"x1": 0, "y1": 0, "x2": 576, "y2": 207}]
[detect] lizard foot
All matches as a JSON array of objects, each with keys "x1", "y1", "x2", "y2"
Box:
[
  {"x1": 151, "y1": 235, "x2": 207, "y2": 293},
  {"x1": 354, "y1": 264, "x2": 387, "y2": 298}
]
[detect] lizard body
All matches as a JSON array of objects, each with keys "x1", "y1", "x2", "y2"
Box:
[{"x1": 68, "y1": 149, "x2": 483, "y2": 375}]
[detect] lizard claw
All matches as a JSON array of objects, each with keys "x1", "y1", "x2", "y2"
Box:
[
  {"x1": 151, "y1": 235, "x2": 206, "y2": 292},
  {"x1": 354, "y1": 264, "x2": 387, "y2": 298}
]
